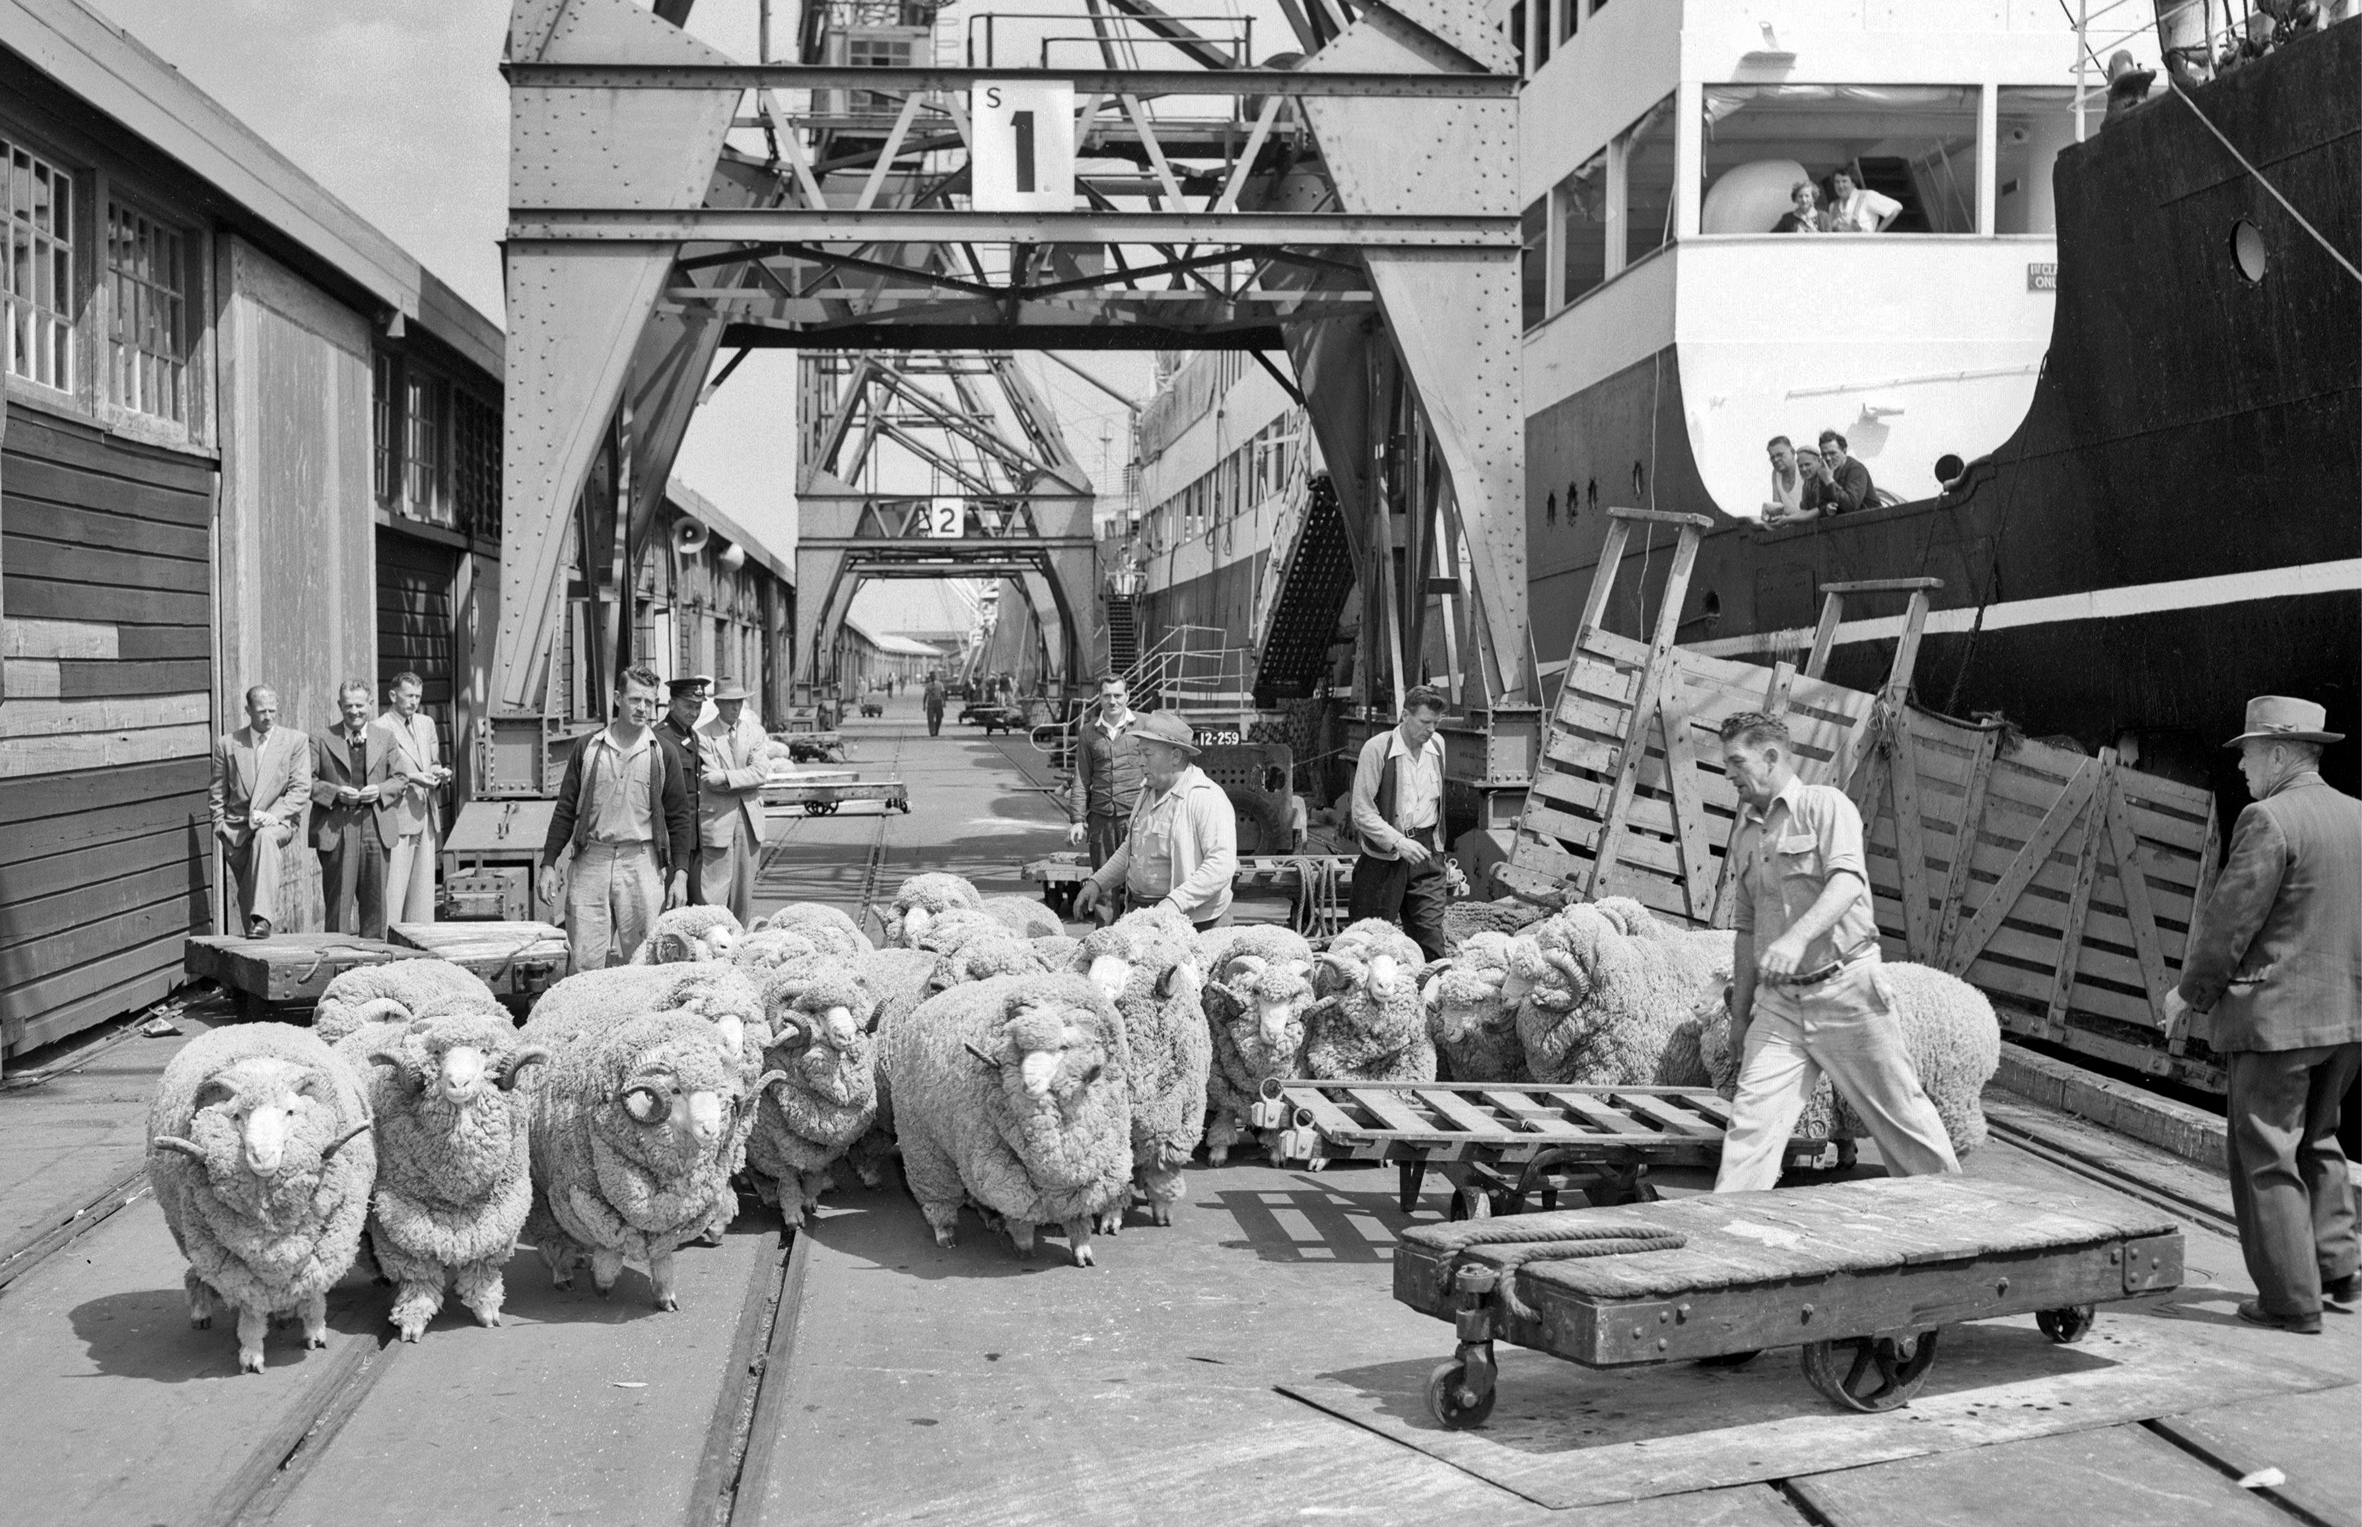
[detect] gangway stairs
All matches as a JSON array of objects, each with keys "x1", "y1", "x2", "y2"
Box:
[{"x1": 1251, "y1": 474, "x2": 1353, "y2": 706}]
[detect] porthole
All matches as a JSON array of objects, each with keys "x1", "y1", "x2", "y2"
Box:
[
  {"x1": 1935, "y1": 453, "x2": 1966, "y2": 487},
  {"x1": 2230, "y1": 219, "x2": 2268, "y2": 285}
]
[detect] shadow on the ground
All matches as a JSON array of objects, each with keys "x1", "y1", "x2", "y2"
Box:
[{"x1": 68, "y1": 1275, "x2": 384, "y2": 1382}]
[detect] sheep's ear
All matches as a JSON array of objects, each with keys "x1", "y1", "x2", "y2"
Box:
[
  {"x1": 193, "y1": 1078, "x2": 237, "y2": 1113},
  {"x1": 1154, "y1": 965, "x2": 1181, "y2": 1000},
  {"x1": 1284, "y1": 959, "x2": 1312, "y2": 978},
  {"x1": 497, "y1": 1047, "x2": 552, "y2": 1090}
]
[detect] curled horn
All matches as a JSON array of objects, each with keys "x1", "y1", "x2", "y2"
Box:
[
  {"x1": 497, "y1": 1047, "x2": 552, "y2": 1091},
  {"x1": 151, "y1": 1135, "x2": 208, "y2": 1160},
  {"x1": 322, "y1": 1120, "x2": 372, "y2": 1159},
  {"x1": 753, "y1": 1068, "x2": 791, "y2": 1097}
]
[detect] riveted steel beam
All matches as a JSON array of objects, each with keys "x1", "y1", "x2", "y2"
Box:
[
  {"x1": 502, "y1": 64, "x2": 1517, "y2": 98},
  {"x1": 724, "y1": 322, "x2": 1290, "y2": 350},
  {"x1": 511, "y1": 209, "x2": 1515, "y2": 246}
]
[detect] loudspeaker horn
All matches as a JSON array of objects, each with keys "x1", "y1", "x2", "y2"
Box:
[{"x1": 673, "y1": 518, "x2": 710, "y2": 556}]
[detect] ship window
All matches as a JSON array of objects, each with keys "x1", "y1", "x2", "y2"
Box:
[
  {"x1": 1521, "y1": 198, "x2": 1549, "y2": 329},
  {"x1": 1995, "y1": 87, "x2": 2076, "y2": 235},
  {"x1": 1622, "y1": 94, "x2": 1678, "y2": 268},
  {"x1": 1699, "y1": 85, "x2": 1981, "y2": 235},
  {"x1": 1557, "y1": 148, "x2": 1608, "y2": 305},
  {"x1": 2230, "y1": 219, "x2": 2267, "y2": 284}
]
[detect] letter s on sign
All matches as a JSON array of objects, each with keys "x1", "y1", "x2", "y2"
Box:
[{"x1": 986, "y1": 87, "x2": 1002, "y2": 109}]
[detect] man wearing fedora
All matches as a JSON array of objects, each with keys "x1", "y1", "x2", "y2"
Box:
[
  {"x1": 697, "y1": 679, "x2": 771, "y2": 923},
  {"x1": 1073, "y1": 711, "x2": 1237, "y2": 931},
  {"x1": 2167, "y1": 695, "x2": 2360, "y2": 1334}
]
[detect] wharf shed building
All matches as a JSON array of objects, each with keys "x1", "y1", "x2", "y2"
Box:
[{"x1": 0, "y1": 0, "x2": 508, "y2": 1058}]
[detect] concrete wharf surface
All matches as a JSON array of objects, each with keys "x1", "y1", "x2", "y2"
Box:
[{"x1": 0, "y1": 694, "x2": 2353, "y2": 1527}]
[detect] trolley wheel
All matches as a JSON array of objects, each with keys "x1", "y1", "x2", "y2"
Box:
[
  {"x1": 1799, "y1": 1330, "x2": 1941, "y2": 1412},
  {"x1": 1582, "y1": 1170, "x2": 1660, "y2": 1208},
  {"x1": 1445, "y1": 1188, "x2": 1493, "y2": 1223},
  {"x1": 1425, "y1": 1360, "x2": 1497, "y2": 1430},
  {"x1": 2037, "y1": 1305, "x2": 2097, "y2": 1343}
]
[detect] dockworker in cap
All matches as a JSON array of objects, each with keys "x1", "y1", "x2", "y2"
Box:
[
  {"x1": 2166, "y1": 696, "x2": 2361, "y2": 1333},
  {"x1": 1073, "y1": 711, "x2": 1238, "y2": 932},
  {"x1": 657, "y1": 674, "x2": 711, "y2": 904},
  {"x1": 696, "y1": 680, "x2": 770, "y2": 924}
]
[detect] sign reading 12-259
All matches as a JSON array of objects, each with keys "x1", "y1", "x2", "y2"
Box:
[{"x1": 970, "y1": 82, "x2": 1075, "y2": 212}]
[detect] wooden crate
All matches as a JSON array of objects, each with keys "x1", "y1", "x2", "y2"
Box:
[
  {"x1": 183, "y1": 934, "x2": 422, "y2": 1011},
  {"x1": 388, "y1": 921, "x2": 569, "y2": 1002}
]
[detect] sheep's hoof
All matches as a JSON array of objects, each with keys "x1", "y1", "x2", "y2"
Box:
[
  {"x1": 304, "y1": 1332, "x2": 328, "y2": 1350},
  {"x1": 654, "y1": 1293, "x2": 679, "y2": 1312},
  {"x1": 469, "y1": 1307, "x2": 503, "y2": 1329},
  {"x1": 239, "y1": 1350, "x2": 266, "y2": 1375},
  {"x1": 931, "y1": 1226, "x2": 957, "y2": 1249},
  {"x1": 1206, "y1": 1145, "x2": 1230, "y2": 1168},
  {"x1": 550, "y1": 1273, "x2": 574, "y2": 1291},
  {"x1": 594, "y1": 1283, "x2": 614, "y2": 1299},
  {"x1": 192, "y1": 1314, "x2": 212, "y2": 1330},
  {"x1": 1095, "y1": 1208, "x2": 1123, "y2": 1235},
  {"x1": 1149, "y1": 1202, "x2": 1173, "y2": 1228},
  {"x1": 853, "y1": 1166, "x2": 883, "y2": 1189},
  {"x1": 397, "y1": 1326, "x2": 423, "y2": 1344}
]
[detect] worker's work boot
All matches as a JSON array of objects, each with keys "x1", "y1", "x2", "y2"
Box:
[
  {"x1": 2236, "y1": 1299, "x2": 2322, "y2": 1334},
  {"x1": 2322, "y1": 1273, "x2": 2358, "y2": 1311}
]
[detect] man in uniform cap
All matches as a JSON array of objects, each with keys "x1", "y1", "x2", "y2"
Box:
[
  {"x1": 657, "y1": 676, "x2": 710, "y2": 904},
  {"x1": 1073, "y1": 711, "x2": 1238, "y2": 931},
  {"x1": 2168, "y1": 696, "x2": 2360, "y2": 1333},
  {"x1": 697, "y1": 680, "x2": 770, "y2": 923}
]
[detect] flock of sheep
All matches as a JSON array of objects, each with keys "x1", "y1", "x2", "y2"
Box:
[{"x1": 148, "y1": 874, "x2": 1999, "y2": 1373}]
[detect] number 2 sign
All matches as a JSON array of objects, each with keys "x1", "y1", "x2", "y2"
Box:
[
  {"x1": 916, "y1": 499, "x2": 964, "y2": 539},
  {"x1": 970, "y1": 81, "x2": 1075, "y2": 212}
]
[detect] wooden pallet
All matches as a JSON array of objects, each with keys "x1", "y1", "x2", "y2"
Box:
[
  {"x1": 1249, "y1": 1078, "x2": 1827, "y2": 1217},
  {"x1": 184, "y1": 934, "x2": 423, "y2": 1015},
  {"x1": 1507, "y1": 510, "x2": 2228, "y2": 1090},
  {"x1": 389, "y1": 921, "x2": 569, "y2": 1002}
]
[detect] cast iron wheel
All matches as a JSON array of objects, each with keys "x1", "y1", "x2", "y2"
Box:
[
  {"x1": 1445, "y1": 1190, "x2": 1492, "y2": 1223},
  {"x1": 1799, "y1": 1330, "x2": 1941, "y2": 1412},
  {"x1": 2037, "y1": 1305, "x2": 2097, "y2": 1343},
  {"x1": 1425, "y1": 1360, "x2": 1497, "y2": 1430},
  {"x1": 1582, "y1": 1172, "x2": 1661, "y2": 1208}
]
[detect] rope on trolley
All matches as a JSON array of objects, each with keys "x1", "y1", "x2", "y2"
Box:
[{"x1": 1448, "y1": 1221, "x2": 1690, "y2": 1323}]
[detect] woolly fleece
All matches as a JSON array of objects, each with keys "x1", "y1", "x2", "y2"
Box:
[
  {"x1": 313, "y1": 959, "x2": 502, "y2": 1043},
  {"x1": 1509, "y1": 900, "x2": 1730, "y2": 1086},
  {"x1": 1423, "y1": 930, "x2": 1529, "y2": 1082},
  {"x1": 1303, "y1": 918, "x2": 1435, "y2": 1083},
  {"x1": 745, "y1": 969, "x2": 881, "y2": 1223},
  {"x1": 1071, "y1": 912, "x2": 1210, "y2": 1217}
]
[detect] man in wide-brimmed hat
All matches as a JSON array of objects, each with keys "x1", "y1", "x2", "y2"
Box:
[
  {"x1": 2167, "y1": 696, "x2": 2360, "y2": 1333},
  {"x1": 1074, "y1": 711, "x2": 1237, "y2": 930}
]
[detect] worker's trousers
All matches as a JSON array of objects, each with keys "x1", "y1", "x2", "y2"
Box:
[
  {"x1": 317, "y1": 827, "x2": 385, "y2": 939},
  {"x1": 567, "y1": 840, "x2": 662, "y2": 969},
  {"x1": 1348, "y1": 835, "x2": 1450, "y2": 963},
  {"x1": 1085, "y1": 813, "x2": 1128, "y2": 871},
  {"x1": 224, "y1": 826, "x2": 293, "y2": 934},
  {"x1": 1715, "y1": 959, "x2": 1960, "y2": 1193},
  {"x1": 699, "y1": 817, "x2": 760, "y2": 925},
  {"x1": 2225, "y1": 1041, "x2": 2361, "y2": 1318},
  {"x1": 383, "y1": 822, "x2": 438, "y2": 926}
]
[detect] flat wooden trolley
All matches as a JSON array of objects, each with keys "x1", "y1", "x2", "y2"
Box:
[
  {"x1": 1393, "y1": 1175, "x2": 2183, "y2": 1423},
  {"x1": 1250, "y1": 1079, "x2": 1829, "y2": 1219},
  {"x1": 760, "y1": 771, "x2": 910, "y2": 816}
]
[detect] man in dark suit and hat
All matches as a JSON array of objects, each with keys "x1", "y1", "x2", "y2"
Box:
[{"x1": 2168, "y1": 696, "x2": 2361, "y2": 1333}]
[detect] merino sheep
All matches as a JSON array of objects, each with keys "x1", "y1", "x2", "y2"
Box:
[
  {"x1": 527, "y1": 963, "x2": 770, "y2": 1081},
  {"x1": 1196, "y1": 924, "x2": 1315, "y2": 987},
  {"x1": 1421, "y1": 930, "x2": 1530, "y2": 1082},
  {"x1": 335, "y1": 1011, "x2": 549, "y2": 1339},
  {"x1": 631, "y1": 904, "x2": 744, "y2": 965},
  {"x1": 148, "y1": 1024, "x2": 376, "y2": 1373},
  {"x1": 314, "y1": 959, "x2": 503, "y2": 1044},
  {"x1": 1201, "y1": 952, "x2": 1318, "y2": 1165},
  {"x1": 1074, "y1": 912, "x2": 1210, "y2": 1225},
  {"x1": 1303, "y1": 918, "x2": 1435, "y2": 1084},
  {"x1": 856, "y1": 946, "x2": 941, "y2": 1037},
  {"x1": 978, "y1": 894, "x2": 1064, "y2": 940},
  {"x1": 758, "y1": 901, "x2": 873, "y2": 958},
  {"x1": 1032, "y1": 933, "x2": 1082, "y2": 968},
  {"x1": 745, "y1": 970, "x2": 880, "y2": 1223},
  {"x1": 522, "y1": 1007, "x2": 774, "y2": 1307},
  {"x1": 883, "y1": 973, "x2": 1130, "y2": 1265},
  {"x1": 1697, "y1": 961, "x2": 2001, "y2": 1156},
  {"x1": 1509, "y1": 898, "x2": 1729, "y2": 1086},
  {"x1": 883, "y1": 871, "x2": 984, "y2": 947},
  {"x1": 732, "y1": 924, "x2": 831, "y2": 976}
]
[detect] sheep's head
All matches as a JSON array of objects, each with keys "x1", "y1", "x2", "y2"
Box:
[
  {"x1": 643, "y1": 905, "x2": 744, "y2": 965},
  {"x1": 1509, "y1": 905, "x2": 1628, "y2": 1013},
  {"x1": 1423, "y1": 932, "x2": 1520, "y2": 1044},
  {"x1": 1219, "y1": 954, "x2": 1318, "y2": 1052},
  {"x1": 1315, "y1": 919, "x2": 1422, "y2": 1005},
  {"x1": 1076, "y1": 924, "x2": 1199, "y2": 1011},
  {"x1": 365, "y1": 1011, "x2": 549, "y2": 1113},
  {"x1": 154, "y1": 1057, "x2": 368, "y2": 1189},
  {"x1": 760, "y1": 973, "x2": 877, "y2": 1108},
  {"x1": 593, "y1": 1013, "x2": 753, "y2": 1172},
  {"x1": 650, "y1": 965, "x2": 767, "y2": 1061},
  {"x1": 973, "y1": 996, "x2": 1114, "y2": 1105},
  {"x1": 889, "y1": 872, "x2": 982, "y2": 946}
]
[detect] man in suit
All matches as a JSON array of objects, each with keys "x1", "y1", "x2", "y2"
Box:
[
  {"x1": 696, "y1": 680, "x2": 770, "y2": 923},
  {"x1": 370, "y1": 671, "x2": 451, "y2": 927},
  {"x1": 2167, "y1": 695, "x2": 2362, "y2": 1334},
  {"x1": 208, "y1": 685, "x2": 313, "y2": 939},
  {"x1": 657, "y1": 675, "x2": 709, "y2": 904},
  {"x1": 310, "y1": 679, "x2": 387, "y2": 937}
]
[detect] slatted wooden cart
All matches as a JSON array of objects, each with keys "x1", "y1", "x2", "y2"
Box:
[
  {"x1": 183, "y1": 934, "x2": 424, "y2": 1020},
  {"x1": 389, "y1": 921, "x2": 569, "y2": 1006},
  {"x1": 1394, "y1": 1175, "x2": 2183, "y2": 1423},
  {"x1": 1249, "y1": 1079, "x2": 1830, "y2": 1219},
  {"x1": 760, "y1": 773, "x2": 911, "y2": 815}
]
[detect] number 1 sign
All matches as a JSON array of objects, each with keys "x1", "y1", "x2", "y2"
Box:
[{"x1": 970, "y1": 81, "x2": 1075, "y2": 212}]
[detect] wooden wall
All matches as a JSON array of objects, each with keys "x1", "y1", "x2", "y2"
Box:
[
  {"x1": 1, "y1": 406, "x2": 217, "y2": 1056},
  {"x1": 215, "y1": 237, "x2": 376, "y2": 930}
]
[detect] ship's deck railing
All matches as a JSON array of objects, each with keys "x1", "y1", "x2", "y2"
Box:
[{"x1": 1028, "y1": 623, "x2": 1257, "y2": 754}]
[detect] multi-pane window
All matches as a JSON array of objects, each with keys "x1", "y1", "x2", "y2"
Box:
[
  {"x1": 107, "y1": 201, "x2": 186, "y2": 422},
  {"x1": 373, "y1": 352, "x2": 400, "y2": 501},
  {"x1": 452, "y1": 389, "x2": 502, "y2": 542},
  {"x1": 404, "y1": 370, "x2": 447, "y2": 525},
  {"x1": 4, "y1": 138, "x2": 76, "y2": 393}
]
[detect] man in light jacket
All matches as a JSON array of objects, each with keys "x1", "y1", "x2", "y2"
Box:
[
  {"x1": 369, "y1": 671, "x2": 451, "y2": 926},
  {"x1": 2166, "y1": 695, "x2": 2361, "y2": 1334},
  {"x1": 208, "y1": 685, "x2": 312, "y2": 938},
  {"x1": 1073, "y1": 711, "x2": 1237, "y2": 931},
  {"x1": 1347, "y1": 685, "x2": 1452, "y2": 961},
  {"x1": 696, "y1": 680, "x2": 771, "y2": 923}
]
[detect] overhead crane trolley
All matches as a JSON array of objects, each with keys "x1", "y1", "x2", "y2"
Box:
[
  {"x1": 1249, "y1": 1079, "x2": 1831, "y2": 1221},
  {"x1": 1391, "y1": 1175, "x2": 2183, "y2": 1424}
]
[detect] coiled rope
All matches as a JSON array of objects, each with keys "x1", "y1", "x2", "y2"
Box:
[{"x1": 1449, "y1": 1221, "x2": 1689, "y2": 1323}]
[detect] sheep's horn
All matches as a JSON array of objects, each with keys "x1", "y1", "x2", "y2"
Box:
[
  {"x1": 753, "y1": 1069, "x2": 791, "y2": 1098},
  {"x1": 363, "y1": 1047, "x2": 405, "y2": 1069},
  {"x1": 321, "y1": 1121, "x2": 372, "y2": 1159},
  {"x1": 963, "y1": 1041, "x2": 1002, "y2": 1068},
  {"x1": 497, "y1": 1047, "x2": 552, "y2": 1090},
  {"x1": 151, "y1": 1135, "x2": 207, "y2": 1160}
]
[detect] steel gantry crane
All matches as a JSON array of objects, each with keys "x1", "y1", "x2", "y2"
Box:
[{"x1": 494, "y1": 0, "x2": 1529, "y2": 716}]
